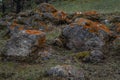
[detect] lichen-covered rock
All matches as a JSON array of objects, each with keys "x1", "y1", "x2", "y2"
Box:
[
  {"x1": 57, "y1": 18, "x2": 111, "y2": 52},
  {"x1": 113, "y1": 23, "x2": 120, "y2": 34},
  {"x1": 46, "y1": 65, "x2": 85, "y2": 80},
  {"x1": 4, "y1": 29, "x2": 46, "y2": 57},
  {"x1": 35, "y1": 3, "x2": 57, "y2": 13},
  {"x1": 35, "y1": 3, "x2": 70, "y2": 24},
  {"x1": 110, "y1": 16, "x2": 120, "y2": 23},
  {"x1": 73, "y1": 50, "x2": 104, "y2": 63},
  {"x1": 18, "y1": 10, "x2": 34, "y2": 17},
  {"x1": 70, "y1": 11, "x2": 100, "y2": 23},
  {"x1": 8, "y1": 19, "x2": 31, "y2": 37}
]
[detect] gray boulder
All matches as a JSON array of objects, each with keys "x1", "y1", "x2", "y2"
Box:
[
  {"x1": 83, "y1": 50, "x2": 105, "y2": 63},
  {"x1": 57, "y1": 18, "x2": 111, "y2": 52},
  {"x1": 4, "y1": 29, "x2": 46, "y2": 57},
  {"x1": 46, "y1": 65, "x2": 85, "y2": 80}
]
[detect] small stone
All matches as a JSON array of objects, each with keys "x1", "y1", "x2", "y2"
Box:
[
  {"x1": 83, "y1": 50, "x2": 104, "y2": 63},
  {"x1": 46, "y1": 65, "x2": 85, "y2": 79},
  {"x1": 38, "y1": 50, "x2": 52, "y2": 60}
]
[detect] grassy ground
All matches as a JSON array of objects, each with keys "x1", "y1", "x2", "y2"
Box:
[
  {"x1": 0, "y1": 26, "x2": 120, "y2": 80},
  {"x1": 51, "y1": 0, "x2": 120, "y2": 13},
  {"x1": 0, "y1": 46, "x2": 120, "y2": 80}
]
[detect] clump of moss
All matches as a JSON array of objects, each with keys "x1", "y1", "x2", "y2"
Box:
[{"x1": 73, "y1": 51, "x2": 90, "y2": 59}]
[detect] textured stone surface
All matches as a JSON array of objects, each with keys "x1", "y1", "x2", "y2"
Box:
[
  {"x1": 46, "y1": 65, "x2": 85, "y2": 79},
  {"x1": 5, "y1": 29, "x2": 46, "y2": 57},
  {"x1": 83, "y1": 50, "x2": 105, "y2": 63},
  {"x1": 35, "y1": 3, "x2": 57, "y2": 13},
  {"x1": 57, "y1": 18, "x2": 111, "y2": 51},
  {"x1": 35, "y1": 3, "x2": 70, "y2": 24}
]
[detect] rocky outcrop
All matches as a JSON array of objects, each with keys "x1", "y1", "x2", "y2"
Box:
[
  {"x1": 35, "y1": 3, "x2": 70, "y2": 24},
  {"x1": 56, "y1": 18, "x2": 111, "y2": 52},
  {"x1": 4, "y1": 28, "x2": 46, "y2": 57}
]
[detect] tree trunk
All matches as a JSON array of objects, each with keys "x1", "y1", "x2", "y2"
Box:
[
  {"x1": 2, "y1": 1, "x2": 5, "y2": 14},
  {"x1": 16, "y1": 0, "x2": 21, "y2": 13}
]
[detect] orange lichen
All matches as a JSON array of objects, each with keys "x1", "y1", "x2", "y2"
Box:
[
  {"x1": 25, "y1": 30, "x2": 46, "y2": 47},
  {"x1": 36, "y1": 3, "x2": 57, "y2": 13},
  {"x1": 18, "y1": 26, "x2": 24, "y2": 30},
  {"x1": 73, "y1": 18, "x2": 110, "y2": 33},
  {"x1": 38, "y1": 35, "x2": 46, "y2": 47},
  {"x1": 83, "y1": 11, "x2": 98, "y2": 16},
  {"x1": 53, "y1": 11, "x2": 67, "y2": 20},
  {"x1": 115, "y1": 23, "x2": 120, "y2": 32},
  {"x1": 117, "y1": 27, "x2": 120, "y2": 32},
  {"x1": 38, "y1": 21, "x2": 48, "y2": 30},
  {"x1": 10, "y1": 19, "x2": 25, "y2": 31},
  {"x1": 25, "y1": 30, "x2": 43, "y2": 35},
  {"x1": 9, "y1": 20, "x2": 17, "y2": 29},
  {"x1": 69, "y1": 23, "x2": 78, "y2": 28},
  {"x1": 10, "y1": 22, "x2": 18, "y2": 30}
]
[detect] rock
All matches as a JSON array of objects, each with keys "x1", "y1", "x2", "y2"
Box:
[
  {"x1": 18, "y1": 10, "x2": 34, "y2": 17},
  {"x1": 4, "y1": 29, "x2": 46, "y2": 57},
  {"x1": 70, "y1": 11, "x2": 100, "y2": 23},
  {"x1": 35, "y1": 3, "x2": 70, "y2": 24},
  {"x1": 112, "y1": 37, "x2": 120, "y2": 56},
  {"x1": 41, "y1": 10, "x2": 69, "y2": 24},
  {"x1": 35, "y1": 3, "x2": 57, "y2": 13},
  {"x1": 73, "y1": 50, "x2": 104, "y2": 63},
  {"x1": 8, "y1": 19, "x2": 31, "y2": 37},
  {"x1": 83, "y1": 11, "x2": 98, "y2": 16},
  {"x1": 57, "y1": 18, "x2": 111, "y2": 51},
  {"x1": 38, "y1": 49, "x2": 52, "y2": 60},
  {"x1": 113, "y1": 23, "x2": 120, "y2": 34},
  {"x1": 0, "y1": 21, "x2": 8, "y2": 28},
  {"x1": 46, "y1": 65, "x2": 85, "y2": 80},
  {"x1": 110, "y1": 16, "x2": 120, "y2": 23},
  {"x1": 83, "y1": 50, "x2": 105, "y2": 63}
]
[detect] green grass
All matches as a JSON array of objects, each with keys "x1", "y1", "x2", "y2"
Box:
[
  {"x1": 0, "y1": 12, "x2": 2, "y2": 18},
  {"x1": 51, "y1": 0, "x2": 120, "y2": 13}
]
